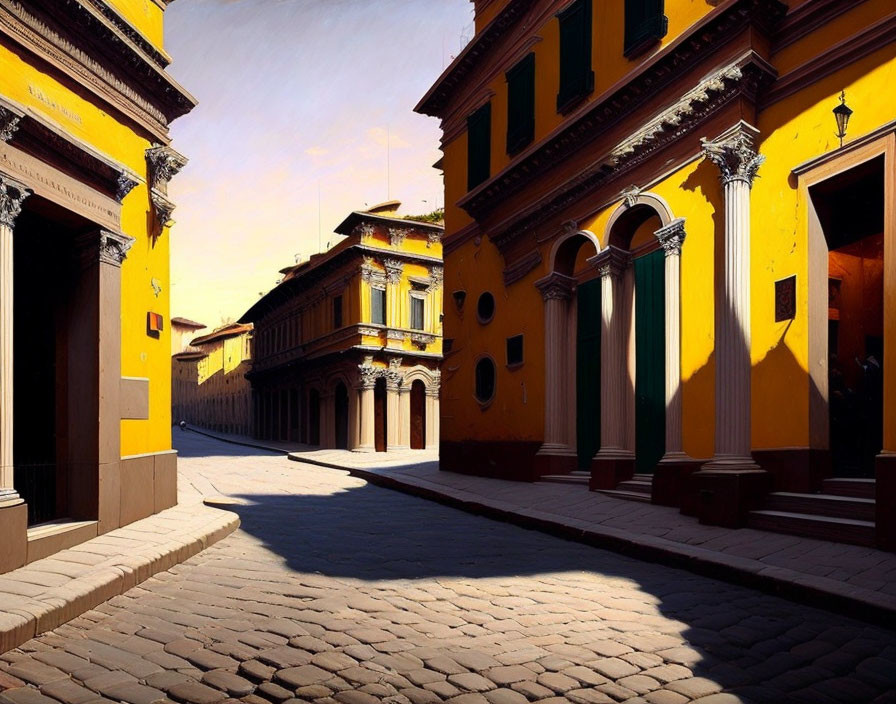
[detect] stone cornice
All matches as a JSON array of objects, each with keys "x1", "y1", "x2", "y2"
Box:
[
  {"x1": 84, "y1": 0, "x2": 172, "y2": 67},
  {"x1": 773, "y1": 0, "x2": 870, "y2": 51},
  {"x1": 415, "y1": 0, "x2": 539, "y2": 117},
  {"x1": 0, "y1": 0, "x2": 196, "y2": 142},
  {"x1": 488, "y1": 53, "x2": 776, "y2": 252},
  {"x1": 456, "y1": 0, "x2": 785, "y2": 224},
  {"x1": 503, "y1": 249, "x2": 542, "y2": 287}
]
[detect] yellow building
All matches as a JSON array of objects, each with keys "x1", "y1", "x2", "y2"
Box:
[
  {"x1": 418, "y1": 0, "x2": 896, "y2": 548},
  {"x1": 0, "y1": 1, "x2": 194, "y2": 572},
  {"x1": 240, "y1": 202, "x2": 443, "y2": 452},
  {"x1": 172, "y1": 323, "x2": 254, "y2": 437}
]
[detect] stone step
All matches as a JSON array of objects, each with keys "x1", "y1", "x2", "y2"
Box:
[
  {"x1": 762, "y1": 492, "x2": 876, "y2": 522},
  {"x1": 540, "y1": 473, "x2": 589, "y2": 485},
  {"x1": 597, "y1": 489, "x2": 651, "y2": 503},
  {"x1": 747, "y1": 510, "x2": 875, "y2": 547},
  {"x1": 822, "y1": 478, "x2": 876, "y2": 500},
  {"x1": 616, "y1": 479, "x2": 652, "y2": 495}
]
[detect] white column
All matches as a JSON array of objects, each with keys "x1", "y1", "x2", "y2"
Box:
[
  {"x1": 425, "y1": 371, "x2": 440, "y2": 450},
  {"x1": 348, "y1": 385, "x2": 360, "y2": 450},
  {"x1": 655, "y1": 218, "x2": 687, "y2": 459},
  {"x1": 398, "y1": 386, "x2": 411, "y2": 449},
  {"x1": 0, "y1": 175, "x2": 30, "y2": 507},
  {"x1": 593, "y1": 246, "x2": 633, "y2": 462},
  {"x1": 534, "y1": 273, "x2": 576, "y2": 461},
  {"x1": 701, "y1": 122, "x2": 764, "y2": 470},
  {"x1": 385, "y1": 357, "x2": 403, "y2": 451},
  {"x1": 355, "y1": 359, "x2": 377, "y2": 452}
]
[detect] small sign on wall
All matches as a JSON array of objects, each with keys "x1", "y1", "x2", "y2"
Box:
[
  {"x1": 147, "y1": 312, "x2": 164, "y2": 338},
  {"x1": 775, "y1": 276, "x2": 796, "y2": 322}
]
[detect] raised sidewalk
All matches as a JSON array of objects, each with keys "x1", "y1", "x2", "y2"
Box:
[{"x1": 0, "y1": 494, "x2": 238, "y2": 654}]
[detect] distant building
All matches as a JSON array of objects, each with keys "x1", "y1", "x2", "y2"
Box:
[
  {"x1": 172, "y1": 323, "x2": 254, "y2": 437},
  {"x1": 171, "y1": 317, "x2": 207, "y2": 355},
  {"x1": 240, "y1": 202, "x2": 443, "y2": 451}
]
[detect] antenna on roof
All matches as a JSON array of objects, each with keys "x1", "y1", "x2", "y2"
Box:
[
  {"x1": 294, "y1": 253, "x2": 301, "y2": 263},
  {"x1": 386, "y1": 125, "x2": 391, "y2": 201},
  {"x1": 317, "y1": 181, "x2": 322, "y2": 254}
]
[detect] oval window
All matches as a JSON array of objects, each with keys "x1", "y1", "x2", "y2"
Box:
[
  {"x1": 477, "y1": 292, "x2": 495, "y2": 323},
  {"x1": 474, "y1": 357, "x2": 496, "y2": 404}
]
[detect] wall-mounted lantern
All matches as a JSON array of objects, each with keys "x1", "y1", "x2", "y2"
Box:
[
  {"x1": 452, "y1": 289, "x2": 467, "y2": 311},
  {"x1": 833, "y1": 91, "x2": 853, "y2": 148}
]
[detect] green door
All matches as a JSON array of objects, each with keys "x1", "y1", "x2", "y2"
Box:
[
  {"x1": 635, "y1": 249, "x2": 665, "y2": 474},
  {"x1": 577, "y1": 279, "x2": 601, "y2": 469}
]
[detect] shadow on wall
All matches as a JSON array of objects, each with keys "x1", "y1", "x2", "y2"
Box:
[{"x1": 223, "y1": 480, "x2": 896, "y2": 703}]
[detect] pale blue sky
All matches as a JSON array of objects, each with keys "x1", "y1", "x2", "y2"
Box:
[{"x1": 165, "y1": 0, "x2": 471, "y2": 328}]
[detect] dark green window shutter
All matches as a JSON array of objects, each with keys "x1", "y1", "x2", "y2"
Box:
[
  {"x1": 624, "y1": 0, "x2": 667, "y2": 58},
  {"x1": 467, "y1": 102, "x2": 491, "y2": 191},
  {"x1": 557, "y1": 0, "x2": 594, "y2": 112},
  {"x1": 371, "y1": 288, "x2": 385, "y2": 325},
  {"x1": 576, "y1": 278, "x2": 601, "y2": 469},
  {"x1": 506, "y1": 53, "x2": 535, "y2": 155}
]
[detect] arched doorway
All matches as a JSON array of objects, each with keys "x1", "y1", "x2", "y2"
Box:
[
  {"x1": 410, "y1": 380, "x2": 426, "y2": 450},
  {"x1": 334, "y1": 382, "x2": 349, "y2": 450},
  {"x1": 535, "y1": 229, "x2": 601, "y2": 474},
  {"x1": 374, "y1": 377, "x2": 387, "y2": 452},
  {"x1": 308, "y1": 388, "x2": 320, "y2": 446},
  {"x1": 810, "y1": 155, "x2": 884, "y2": 478}
]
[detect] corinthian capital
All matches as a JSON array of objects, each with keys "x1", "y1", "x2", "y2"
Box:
[
  {"x1": 591, "y1": 245, "x2": 630, "y2": 279},
  {"x1": 0, "y1": 106, "x2": 22, "y2": 143},
  {"x1": 76, "y1": 229, "x2": 136, "y2": 269},
  {"x1": 384, "y1": 258, "x2": 403, "y2": 284},
  {"x1": 654, "y1": 218, "x2": 686, "y2": 257},
  {"x1": 0, "y1": 175, "x2": 31, "y2": 228},
  {"x1": 701, "y1": 122, "x2": 764, "y2": 187},
  {"x1": 535, "y1": 272, "x2": 576, "y2": 301}
]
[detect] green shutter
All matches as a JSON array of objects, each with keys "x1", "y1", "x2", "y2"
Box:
[
  {"x1": 506, "y1": 53, "x2": 535, "y2": 154},
  {"x1": 624, "y1": 0, "x2": 667, "y2": 57},
  {"x1": 576, "y1": 278, "x2": 601, "y2": 469},
  {"x1": 557, "y1": 0, "x2": 594, "y2": 111},
  {"x1": 467, "y1": 102, "x2": 491, "y2": 191},
  {"x1": 634, "y1": 249, "x2": 665, "y2": 474}
]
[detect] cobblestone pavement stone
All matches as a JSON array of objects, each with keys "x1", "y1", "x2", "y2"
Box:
[{"x1": 3, "y1": 433, "x2": 896, "y2": 704}]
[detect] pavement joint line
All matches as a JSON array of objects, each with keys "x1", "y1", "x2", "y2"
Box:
[
  {"x1": 285, "y1": 452, "x2": 896, "y2": 632},
  {"x1": 0, "y1": 504, "x2": 240, "y2": 655}
]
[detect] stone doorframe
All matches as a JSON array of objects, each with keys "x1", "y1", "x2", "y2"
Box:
[
  {"x1": 534, "y1": 228, "x2": 601, "y2": 475},
  {"x1": 793, "y1": 126, "x2": 896, "y2": 548},
  {"x1": 590, "y1": 190, "x2": 692, "y2": 493}
]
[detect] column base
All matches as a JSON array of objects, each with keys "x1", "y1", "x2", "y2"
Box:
[
  {"x1": 652, "y1": 454, "x2": 703, "y2": 507},
  {"x1": 875, "y1": 452, "x2": 896, "y2": 551},
  {"x1": 387, "y1": 445, "x2": 410, "y2": 452},
  {"x1": 352, "y1": 446, "x2": 376, "y2": 454},
  {"x1": 590, "y1": 452, "x2": 635, "y2": 491},
  {"x1": 0, "y1": 497, "x2": 27, "y2": 574},
  {"x1": 691, "y1": 467, "x2": 770, "y2": 528},
  {"x1": 534, "y1": 445, "x2": 578, "y2": 476}
]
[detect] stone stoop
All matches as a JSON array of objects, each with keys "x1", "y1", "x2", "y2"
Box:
[
  {"x1": 747, "y1": 478, "x2": 876, "y2": 547},
  {"x1": 597, "y1": 473, "x2": 654, "y2": 503},
  {"x1": 539, "y1": 470, "x2": 590, "y2": 485},
  {"x1": 0, "y1": 503, "x2": 240, "y2": 654}
]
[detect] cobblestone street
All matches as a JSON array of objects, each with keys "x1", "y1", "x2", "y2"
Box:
[{"x1": 3, "y1": 433, "x2": 896, "y2": 704}]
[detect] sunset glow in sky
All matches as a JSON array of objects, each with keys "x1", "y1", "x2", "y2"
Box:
[{"x1": 165, "y1": 0, "x2": 471, "y2": 329}]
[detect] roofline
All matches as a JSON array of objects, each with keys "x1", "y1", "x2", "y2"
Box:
[{"x1": 335, "y1": 210, "x2": 445, "y2": 236}]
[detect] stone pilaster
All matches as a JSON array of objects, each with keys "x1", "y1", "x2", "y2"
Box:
[
  {"x1": 534, "y1": 272, "x2": 577, "y2": 474},
  {"x1": 355, "y1": 358, "x2": 377, "y2": 453},
  {"x1": 590, "y1": 245, "x2": 635, "y2": 489},
  {"x1": 693, "y1": 122, "x2": 769, "y2": 525},
  {"x1": 385, "y1": 357, "x2": 403, "y2": 451},
  {"x1": 384, "y1": 259, "x2": 403, "y2": 344},
  {"x1": 425, "y1": 371, "x2": 440, "y2": 451},
  {"x1": 0, "y1": 175, "x2": 30, "y2": 508}
]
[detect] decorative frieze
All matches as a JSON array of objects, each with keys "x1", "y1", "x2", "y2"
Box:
[
  {"x1": 353, "y1": 222, "x2": 376, "y2": 239},
  {"x1": 654, "y1": 218, "x2": 686, "y2": 257},
  {"x1": 146, "y1": 145, "x2": 188, "y2": 192},
  {"x1": 0, "y1": 106, "x2": 21, "y2": 143},
  {"x1": 357, "y1": 326, "x2": 380, "y2": 337},
  {"x1": 409, "y1": 332, "x2": 436, "y2": 346},
  {"x1": 386, "y1": 328, "x2": 405, "y2": 341},
  {"x1": 592, "y1": 245, "x2": 630, "y2": 279},
  {"x1": 701, "y1": 123, "x2": 764, "y2": 186},
  {"x1": 426, "y1": 230, "x2": 441, "y2": 248},
  {"x1": 428, "y1": 266, "x2": 444, "y2": 290},
  {"x1": 0, "y1": 175, "x2": 31, "y2": 228}
]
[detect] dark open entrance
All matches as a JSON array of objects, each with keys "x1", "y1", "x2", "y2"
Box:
[
  {"x1": 410, "y1": 380, "x2": 426, "y2": 450},
  {"x1": 334, "y1": 382, "x2": 349, "y2": 450},
  {"x1": 812, "y1": 155, "x2": 884, "y2": 478},
  {"x1": 308, "y1": 388, "x2": 321, "y2": 446},
  {"x1": 577, "y1": 279, "x2": 601, "y2": 468},
  {"x1": 634, "y1": 248, "x2": 665, "y2": 474},
  {"x1": 289, "y1": 388, "x2": 299, "y2": 442},
  {"x1": 374, "y1": 377, "x2": 387, "y2": 452}
]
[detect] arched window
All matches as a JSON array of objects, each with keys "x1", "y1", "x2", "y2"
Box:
[
  {"x1": 477, "y1": 292, "x2": 495, "y2": 324},
  {"x1": 474, "y1": 357, "x2": 496, "y2": 404}
]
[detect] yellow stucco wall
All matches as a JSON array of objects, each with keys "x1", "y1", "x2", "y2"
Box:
[
  {"x1": 0, "y1": 33, "x2": 179, "y2": 458},
  {"x1": 105, "y1": 0, "x2": 166, "y2": 51}
]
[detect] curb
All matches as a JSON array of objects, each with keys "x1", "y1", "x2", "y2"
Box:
[
  {"x1": 0, "y1": 506, "x2": 240, "y2": 654},
  {"x1": 288, "y1": 453, "x2": 896, "y2": 630},
  {"x1": 179, "y1": 425, "x2": 292, "y2": 455}
]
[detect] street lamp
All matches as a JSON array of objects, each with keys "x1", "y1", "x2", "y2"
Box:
[{"x1": 833, "y1": 91, "x2": 853, "y2": 148}]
